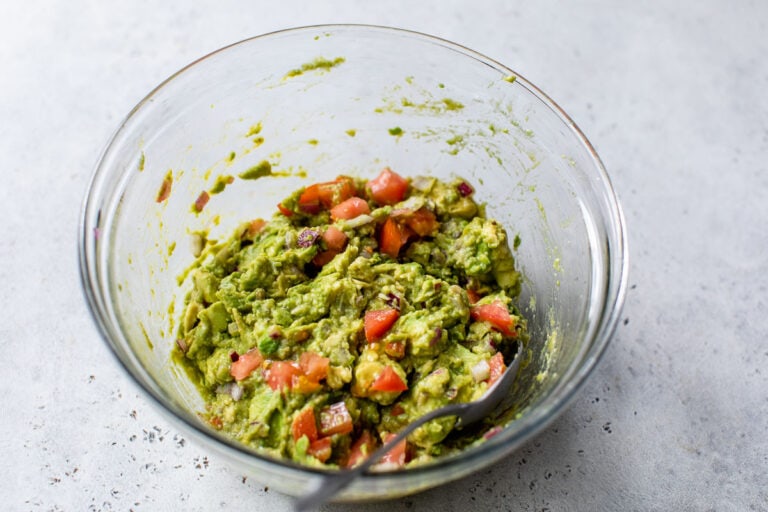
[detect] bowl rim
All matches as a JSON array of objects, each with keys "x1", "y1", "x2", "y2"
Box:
[{"x1": 79, "y1": 22, "x2": 629, "y2": 487}]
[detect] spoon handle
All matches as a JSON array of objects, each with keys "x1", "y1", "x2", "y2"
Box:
[{"x1": 294, "y1": 403, "x2": 469, "y2": 512}]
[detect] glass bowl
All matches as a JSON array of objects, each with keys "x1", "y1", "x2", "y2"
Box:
[{"x1": 79, "y1": 25, "x2": 628, "y2": 501}]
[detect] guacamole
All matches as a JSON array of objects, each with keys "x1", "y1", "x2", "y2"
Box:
[{"x1": 174, "y1": 168, "x2": 527, "y2": 469}]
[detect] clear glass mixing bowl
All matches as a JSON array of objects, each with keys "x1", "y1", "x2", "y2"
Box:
[{"x1": 79, "y1": 24, "x2": 628, "y2": 501}]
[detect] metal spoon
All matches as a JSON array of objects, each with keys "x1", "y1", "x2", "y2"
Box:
[{"x1": 294, "y1": 341, "x2": 523, "y2": 511}]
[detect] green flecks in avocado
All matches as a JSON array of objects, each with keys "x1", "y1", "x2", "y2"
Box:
[
  {"x1": 345, "y1": 129, "x2": 356, "y2": 137},
  {"x1": 140, "y1": 322, "x2": 153, "y2": 350},
  {"x1": 446, "y1": 135, "x2": 464, "y2": 146},
  {"x1": 513, "y1": 234, "x2": 522, "y2": 250},
  {"x1": 307, "y1": 139, "x2": 318, "y2": 146},
  {"x1": 503, "y1": 75, "x2": 517, "y2": 83},
  {"x1": 138, "y1": 152, "x2": 145, "y2": 172},
  {"x1": 226, "y1": 151, "x2": 236, "y2": 163},
  {"x1": 246, "y1": 122, "x2": 263, "y2": 137},
  {"x1": 438, "y1": 83, "x2": 445, "y2": 89},
  {"x1": 405, "y1": 76, "x2": 415, "y2": 85},
  {"x1": 239, "y1": 160, "x2": 272, "y2": 180},
  {"x1": 388, "y1": 127, "x2": 403, "y2": 136},
  {"x1": 211, "y1": 175, "x2": 235, "y2": 194},
  {"x1": 284, "y1": 57, "x2": 345, "y2": 79},
  {"x1": 441, "y1": 98, "x2": 464, "y2": 111},
  {"x1": 168, "y1": 241, "x2": 177, "y2": 257},
  {"x1": 253, "y1": 136, "x2": 265, "y2": 147}
]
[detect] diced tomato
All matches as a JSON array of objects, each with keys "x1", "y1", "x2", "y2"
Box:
[
  {"x1": 264, "y1": 361, "x2": 302, "y2": 391},
  {"x1": 291, "y1": 407, "x2": 318, "y2": 442},
  {"x1": 297, "y1": 184, "x2": 322, "y2": 213},
  {"x1": 156, "y1": 172, "x2": 172, "y2": 203},
  {"x1": 366, "y1": 168, "x2": 408, "y2": 206},
  {"x1": 466, "y1": 288, "x2": 481, "y2": 304},
  {"x1": 403, "y1": 207, "x2": 438, "y2": 236},
  {"x1": 209, "y1": 415, "x2": 223, "y2": 430},
  {"x1": 328, "y1": 175, "x2": 357, "y2": 205},
  {"x1": 319, "y1": 401, "x2": 354, "y2": 436},
  {"x1": 229, "y1": 349, "x2": 263, "y2": 381},
  {"x1": 277, "y1": 203, "x2": 294, "y2": 217},
  {"x1": 389, "y1": 404, "x2": 405, "y2": 417},
  {"x1": 307, "y1": 437, "x2": 333, "y2": 462},
  {"x1": 384, "y1": 341, "x2": 406, "y2": 359},
  {"x1": 378, "y1": 217, "x2": 413, "y2": 259},
  {"x1": 470, "y1": 301, "x2": 517, "y2": 337},
  {"x1": 487, "y1": 352, "x2": 506, "y2": 386},
  {"x1": 322, "y1": 226, "x2": 348, "y2": 252},
  {"x1": 344, "y1": 430, "x2": 377, "y2": 468},
  {"x1": 193, "y1": 191, "x2": 210, "y2": 213},
  {"x1": 247, "y1": 218, "x2": 267, "y2": 237},
  {"x1": 298, "y1": 176, "x2": 357, "y2": 215},
  {"x1": 298, "y1": 177, "x2": 357, "y2": 213},
  {"x1": 379, "y1": 432, "x2": 407, "y2": 467},
  {"x1": 364, "y1": 308, "x2": 400, "y2": 342},
  {"x1": 299, "y1": 352, "x2": 330, "y2": 383},
  {"x1": 312, "y1": 249, "x2": 339, "y2": 267},
  {"x1": 292, "y1": 375, "x2": 322, "y2": 394},
  {"x1": 370, "y1": 366, "x2": 408, "y2": 392},
  {"x1": 330, "y1": 197, "x2": 371, "y2": 221}
]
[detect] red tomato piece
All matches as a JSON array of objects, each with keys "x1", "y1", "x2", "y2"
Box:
[
  {"x1": 378, "y1": 217, "x2": 413, "y2": 259},
  {"x1": 299, "y1": 177, "x2": 358, "y2": 213},
  {"x1": 366, "y1": 167, "x2": 408, "y2": 206},
  {"x1": 307, "y1": 437, "x2": 333, "y2": 463},
  {"x1": 291, "y1": 407, "x2": 318, "y2": 442},
  {"x1": 246, "y1": 218, "x2": 267, "y2": 237},
  {"x1": 312, "y1": 249, "x2": 339, "y2": 267},
  {"x1": 344, "y1": 430, "x2": 377, "y2": 468},
  {"x1": 193, "y1": 191, "x2": 210, "y2": 213},
  {"x1": 325, "y1": 176, "x2": 357, "y2": 206},
  {"x1": 229, "y1": 349, "x2": 263, "y2": 381},
  {"x1": 292, "y1": 375, "x2": 322, "y2": 394},
  {"x1": 264, "y1": 361, "x2": 302, "y2": 391},
  {"x1": 370, "y1": 366, "x2": 408, "y2": 392},
  {"x1": 364, "y1": 308, "x2": 400, "y2": 342},
  {"x1": 322, "y1": 226, "x2": 348, "y2": 252},
  {"x1": 297, "y1": 184, "x2": 323, "y2": 214},
  {"x1": 277, "y1": 203, "x2": 294, "y2": 217},
  {"x1": 299, "y1": 352, "x2": 330, "y2": 383},
  {"x1": 487, "y1": 352, "x2": 506, "y2": 386},
  {"x1": 379, "y1": 432, "x2": 407, "y2": 467},
  {"x1": 470, "y1": 301, "x2": 517, "y2": 337},
  {"x1": 319, "y1": 401, "x2": 354, "y2": 436},
  {"x1": 330, "y1": 197, "x2": 371, "y2": 221},
  {"x1": 404, "y1": 207, "x2": 438, "y2": 236},
  {"x1": 384, "y1": 341, "x2": 406, "y2": 359}
]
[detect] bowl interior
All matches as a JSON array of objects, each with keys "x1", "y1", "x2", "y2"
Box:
[{"x1": 82, "y1": 25, "x2": 624, "y2": 499}]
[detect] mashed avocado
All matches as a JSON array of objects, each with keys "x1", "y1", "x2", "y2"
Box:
[{"x1": 174, "y1": 168, "x2": 527, "y2": 468}]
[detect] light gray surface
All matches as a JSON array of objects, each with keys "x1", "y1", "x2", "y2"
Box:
[{"x1": 2, "y1": 1, "x2": 766, "y2": 511}]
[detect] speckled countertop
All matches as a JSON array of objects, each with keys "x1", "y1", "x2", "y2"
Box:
[{"x1": 2, "y1": 1, "x2": 766, "y2": 511}]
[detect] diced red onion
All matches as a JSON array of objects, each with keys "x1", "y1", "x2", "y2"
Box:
[
  {"x1": 297, "y1": 228, "x2": 320, "y2": 248},
  {"x1": 457, "y1": 181, "x2": 474, "y2": 197},
  {"x1": 343, "y1": 214, "x2": 374, "y2": 228},
  {"x1": 216, "y1": 382, "x2": 244, "y2": 401},
  {"x1": 229, "y1": 351, "x2": 239, "y2": 362},
  {"x1": 384, "y1": 293, "x2": 401, "y2": 311},
  {"x1": 410, "y1": 175, "x2": 434, "y2": 192},
  {"x1": 176, "y1": 338, "x2": 189, "y2": 354},
  {"x1": 430, "y1": 327, "x2": 443, "y2": 347},
  {"x1": 483, "y1": 426, "x2": 503, "y2": 440},
  {"x1": 471, "y1": 360, "x2": 491, "y2": 382}
]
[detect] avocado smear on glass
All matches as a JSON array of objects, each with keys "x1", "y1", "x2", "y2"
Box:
[{"x1": 174, "y1": 168, "x2": 528, "y2": 469}]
